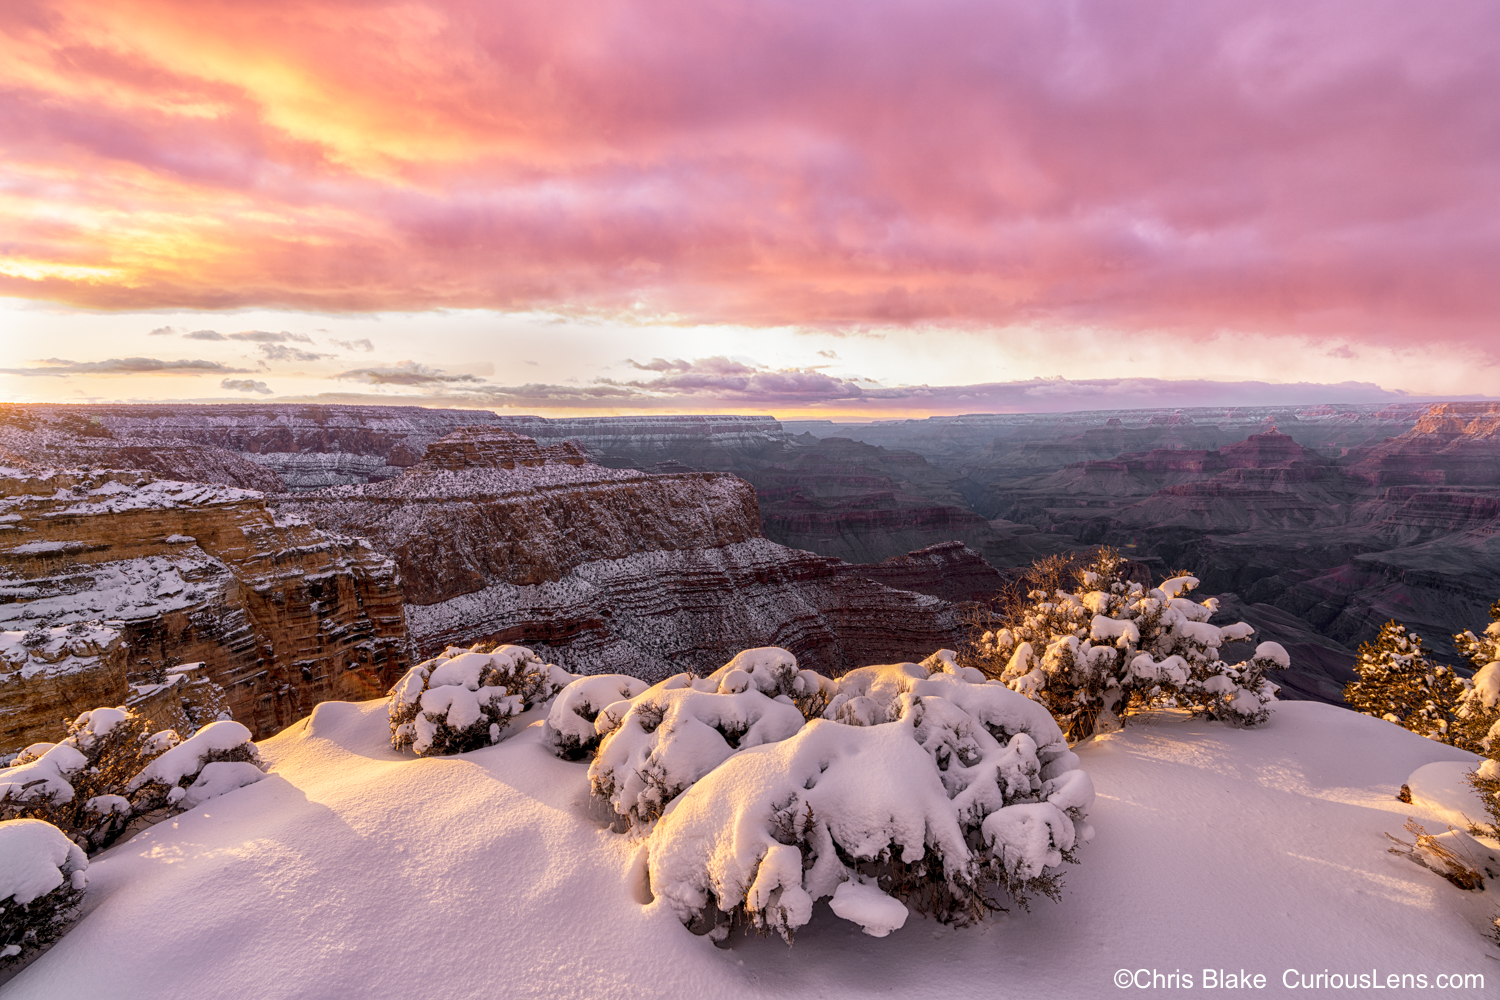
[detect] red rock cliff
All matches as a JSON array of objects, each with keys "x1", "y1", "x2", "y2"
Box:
[{"x1": 0, "y1": 468, "x2": 408, "y2": 749}]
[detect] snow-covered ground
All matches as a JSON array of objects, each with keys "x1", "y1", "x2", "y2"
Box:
[{"x1": 6, "y1": 700, "x2": 1496, "y2": 999}]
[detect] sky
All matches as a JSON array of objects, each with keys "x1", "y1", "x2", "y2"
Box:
[{"x1": 3, "y1": 0, "x2": 1498, "y2": 417}]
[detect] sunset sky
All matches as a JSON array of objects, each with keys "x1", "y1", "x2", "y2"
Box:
[{"x1": 3, "y1": 0, "x2": 1497, "y2": 416}]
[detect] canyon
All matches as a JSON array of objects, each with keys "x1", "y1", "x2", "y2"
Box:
[
  {"x1": 6, "y1": 398, "x2": 1500, "y2": 743},
  {"x1": 1, "y1": 424, "x2": 992, "y2": 751},
  {"x1": 278, "y1": 427, "x2": 978, "y2": 680}
]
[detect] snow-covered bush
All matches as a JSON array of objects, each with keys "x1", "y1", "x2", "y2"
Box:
[
  {"x1": 0, "y1": 818, "x2": 88, "y2": 967},
  {"x1": 1453, "y1": 606, "x2": 1500, "y2": 757},
  {"x1": 389, "y1": 643, "x2": 574, "y2": 756},
  {"x1": 542, "y1": 674, "x2": 650, "y2": 759},
  {"x1": 548, "y1": 646, "x2": 1093, "y2": 942},
  {"x1": 588, "y1": 651, "x2": 809, "y2": 828},
  {"x1": 1342, "y1": 604, "x2": 1500, "y2": 764},
  {"x1": 1346, "y1": 622, "x2": 1470, "y2": 744},
  {"x1": 1466, "y1": 760, "x2": 1500, "y2": 843},
  {"x1": 1, "y1": 709, "x2": 263, "y2": 852},
  {"x1": 1450, "y1": 607, "x2": 1500, "y2": 842},
  {"x1": 966, "y1": 549, "x2": 1281, "y2": 741},
  {"x1": 124, "y1": 720, "x2": 264, "y2": 813}
]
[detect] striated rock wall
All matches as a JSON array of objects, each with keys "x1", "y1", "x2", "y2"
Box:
[
  {"x1": 0, "y1": 468, "x2": 408, "y2": 750},
  {"x1": 402, "y1": 538, "x2": 967, "y2": 680},
  {"x1": 57, "y1": 403, "x2": 507, "y2": 490},
  {"x1": 850, "y1": 541, "x2": 1006, "y2": 604},
  {"x1": 0, "y1": 623, "x2": 129, "y2": 756},
  {"x1": 280, "y1": 461, "x2": 761, "y2": 604},
  {"x1": 0, "y1": 405, "x2": 284, "y2": 492},
  {"x1": 288, "y1": 428, "x2": 969, "y2": 679}
]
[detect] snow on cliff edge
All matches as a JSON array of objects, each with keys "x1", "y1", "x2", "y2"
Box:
[{"x1": 5, "y1": 701, "x2": 1495, "y2": 999}]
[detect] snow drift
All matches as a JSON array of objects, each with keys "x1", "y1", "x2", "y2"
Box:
[{"x1": 5, "y1": 698, "x2": 1495, "y2": 999}]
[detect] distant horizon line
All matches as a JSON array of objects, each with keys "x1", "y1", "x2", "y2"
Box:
[{"x1": 6, "y1": 395, "x2": 1495, "y2": 425}]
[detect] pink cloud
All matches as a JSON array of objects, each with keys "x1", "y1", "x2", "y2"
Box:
[{"x1": 2, "y1": 0, "x2": 1498, "y2": 355}]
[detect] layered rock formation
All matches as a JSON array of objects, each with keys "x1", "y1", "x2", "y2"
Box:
[
  {"x1": 0, "y1": 468, "x2": 407, "y2": 750},
  {"x1": 0, "y1": 405, "x2": 283, "y2": 491},
  {"x1": 974, "y1": 419, "x2": 1500, "y2": 678},
  {"x1": 0, "y1": 622, "x2": 129, "y2": 756},
  {"x1": 493, "y1": 414, "x2": 790, "y2": 470},
  {"x1": 6, "y1": 405, "x2": 795, "y2": 489},
  {"x1": 850, "y1": 541, "x2": 1007, "y2": 604},
  {"x1": 785, "y1": 403, "x2": 1429, "y2": 474},
  {"x1": 24, "y1": 403, "x2": 510, "y2": 490},
  {"x1": 1346, "y1": 402, "x2": 1500, "y2": 486},
  {"x1": 11, "y1": 400, "x2": 1493, "y2": 712},
  {"x1": 282, "y1": 429, "x2": 970, "y2": 678},
  {"x1": 401, "y1": 537, "x2": 968, "y2": 679},
  {"x1": 281, "y1": 435, "x2": 761, "y2": 605}
]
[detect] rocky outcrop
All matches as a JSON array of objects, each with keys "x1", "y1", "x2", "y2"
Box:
[
  {"x1": 851, "y1": 541, "x2": 1006, "y2": 604},
  {"x1": 0, "y1": 468, "x2": 407, "y2": 750},
  {"x1": 37, "y1": 403, "x2": 509, "y2": 490},
  {"x1": 403, "y1": 537, "x2": 967, "y2": 679},
  {"x1": 279, "y1": 452, "x2": 760, "y2": 605},
  {"x1": 285, "y1": 428, "x2": 969, "y2": 678},
  {"x1": 1345, "y1": 402, "x2": 1500, "y2": 486},
  {"x1": 0, "y1": 622, "x2": 129, "y2": 756},
  {"x1": 412, "y1": 427, "x2": 589, "y2": 471},
  {"x1": 0, "y1": 405, "x2": 284, "y2": 492}
]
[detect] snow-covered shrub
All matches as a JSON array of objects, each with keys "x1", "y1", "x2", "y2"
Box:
[
  {"x1": 1, "y1": 710, "x2": 262, "y2": 852},
  {"x1": 1453, "y1": 606, "x2": 1500, "y2": 757},
  {"x1": 1341, "y1": 603, "x2": 1500, "y2": 764},
  {"x1": 1346, "y1": 622, "x2": 1470, "y2": 744},
  {"x1": 966, "y1": 549, "x2": 1281, "y2": 741},
  {"x1": 1450, "y1": 607, "x2": 1500, "y2": 841},
  {"x1": 2, "y1": 708, "x2": 161, "y2": 852},
  {"x1": 646, "y1": 657, "x2": 1091, "y2": 941},
  {"x1": 542, "y1": 675, "x2": 650, "y2": 759},
  {"x1": 589, "y1": 652, "x2": 809, "y2": 827},
  {"x1": 389, "y1": 643, "x2": 574, "y2": 756},
  {"x1": 1465, "y1": 760, "x2": 1500, "y2": 843},
  {"x1": 0, "y1": 818, "x2": 88, "y2": 967},
  {"x1": 125, "y1": 720, "x2": 263, "y2": 813},
  {"x1": 548, "y1": 646, "x2": 1093, "y2": 942}
]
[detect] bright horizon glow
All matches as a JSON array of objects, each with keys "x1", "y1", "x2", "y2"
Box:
[{"x1": 3, "y1": 299, "x2": 1494, "y2": 417}]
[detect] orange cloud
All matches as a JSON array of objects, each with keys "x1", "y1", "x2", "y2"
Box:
[{"x1": 2, "y1": 0, "x2": 1499, "y2": 356}]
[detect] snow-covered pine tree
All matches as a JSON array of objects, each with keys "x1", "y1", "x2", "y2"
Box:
[
  {"x1": 1451, "y1": 603, "x2": 1500, "y2": 842},
  {"x1": 1453, "y1": 600, "x2": 1500, "y2": 758},
  {"x1": 1345, "y1": 622, "x2": 1469, "y2": 745},
  {"x1": 965, "y1": 548, "x2": 1282, "y2": 742}
]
